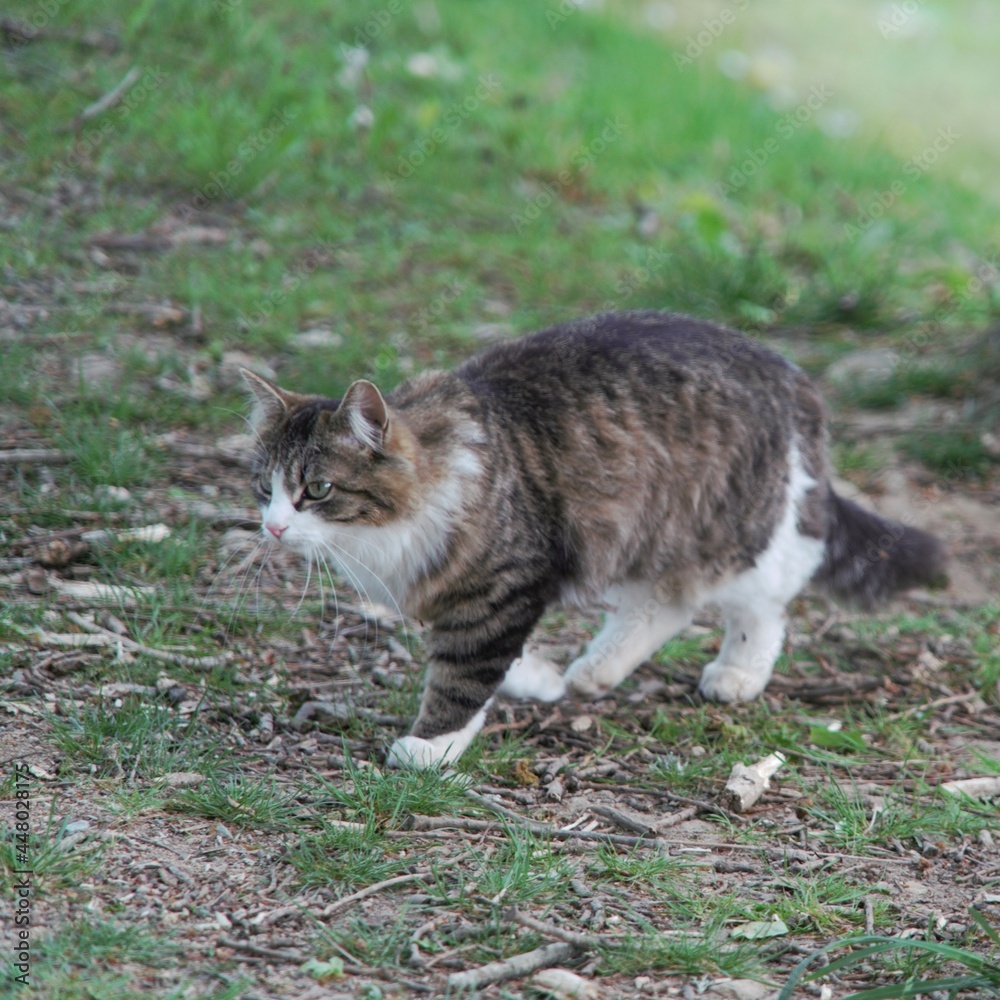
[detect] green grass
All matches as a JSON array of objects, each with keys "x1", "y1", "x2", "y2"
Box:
[
  {"x1": 50, "y1": 699, "x2": 223, "y2": 782},
  {"x1": 0, "y1": 802, "x2": 106, "y2": 897},
  {"x1": 900, "y1": 428, "x2": 999, "y2": 479},
  {"x1": 839, "y1": 364, "x2": 968, "y2": 411},
  {"x1": 169, "y1": 771, "x2": 301, "y2": 829},
  {"x1": 0, "y1": 919, "x2": 244, "y2": 1000},
  {"x1": 779, "y1": 910, "x2": 1000, "y2": 999},
  {"x1": 310, "y1": 755, "x2": 474, "y2": 828},
  {"x1": 286, "y1": 820, "x2": 408, "y2": 891},
  {"x1": 2, "y1": 1, "x2": 999, "y2": 994}
]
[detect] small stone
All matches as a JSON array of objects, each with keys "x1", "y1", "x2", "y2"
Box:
[
  {"x1": 159, "y1": 772, "x2": 206, "y2": 788},
  {"x1": 102, "y1": 485, "x2": 133, "y2": 503},
  {"x1": 294, "y1": 328, "x2": 344, "y2": 349},
  {"x1": 979, "y1": 829, "x2": 995, "y2": 849},
  {"x1": 826, "y1": 347, "x2": 899, "y2": 386},
  {"x1": 24, "y1": 567, "x2": 50, "y2": 594},
  {"x1": 571, "y1": 714, "x2": 593, "y2": 733},
  {"x1": 530, "y1": 968, "x2": 601, "y2": 999}
]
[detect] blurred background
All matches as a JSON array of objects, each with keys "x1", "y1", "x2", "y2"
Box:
[{"x1": 3, "y1": 1, "x2": 998, "y2": 379}]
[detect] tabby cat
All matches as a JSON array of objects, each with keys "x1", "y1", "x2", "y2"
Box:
[{"x1": 242, "y1": 310, "x2": 944, "y2": 768}]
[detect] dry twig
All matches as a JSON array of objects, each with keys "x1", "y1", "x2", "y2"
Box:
[
  {"x1": 74, "y1": 66, "x2": 142, "y2": 124},
  {"x1": 446, "y1": 942, "x2": 577, "y2": 992}
]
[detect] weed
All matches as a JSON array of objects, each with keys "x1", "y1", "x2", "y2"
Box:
[
  {"x1": 170, "y1": 772, "x2": 301, "y2": 829},
  {"x1": 0, "y1": 801, "x2": 105, "y2": 897},
  {"x1": 900, "y1": 428, "x2": 998, "y2": 478},
  {"x1": 779, "y1": 910, "x2": 1000, "y2": 999},
  {"x1": 311, "y1": 755, "x2": 474, "y2": 828},
  {"x1": 286, "y1": 819, "x2": 407, "y2": 891},
  {"x1": 50, "y1": 699, "x2": 221, "y2": 782}
]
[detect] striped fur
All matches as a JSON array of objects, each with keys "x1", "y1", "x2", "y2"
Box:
[{"x1": 243, "y1": 311, "x2": 946, "y2": 759}]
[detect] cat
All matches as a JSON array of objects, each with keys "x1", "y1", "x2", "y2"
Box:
[{"x1": 241, "y1": 310, "x2": 945, "y2": 768}]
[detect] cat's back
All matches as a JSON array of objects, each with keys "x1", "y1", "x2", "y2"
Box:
[{"x1": 456, "y1": 310, "x2": 800, "y2": 408}]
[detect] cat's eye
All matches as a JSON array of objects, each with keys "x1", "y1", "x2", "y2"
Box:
[
  {"x1": 304, "y1": 480, "x2": 333, "y2": 501},
  {"x1": 255, "y1": 477, "x2": 272, "y2": 497}
]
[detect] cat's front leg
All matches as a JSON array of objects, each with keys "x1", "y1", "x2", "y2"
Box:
[{"x1": 386, "y1": 653, "x2": 505, "y2": 768}]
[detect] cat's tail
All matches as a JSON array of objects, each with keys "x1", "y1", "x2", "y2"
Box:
[{"x1": 811, "y1": 488, "x2": 947, "y2": 609}]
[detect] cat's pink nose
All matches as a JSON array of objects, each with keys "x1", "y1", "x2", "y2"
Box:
[{"x1": 266, "y1": 522, "x2": 287, "y2": 540}]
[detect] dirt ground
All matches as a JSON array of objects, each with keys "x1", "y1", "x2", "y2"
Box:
[{"x1": 2, "y1": 331, "x2": 1000, "y2": 999}]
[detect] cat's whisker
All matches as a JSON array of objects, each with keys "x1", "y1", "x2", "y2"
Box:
[
  {"x1": 206, "y1": 535, "x2": 266, "y2": 636},
  {"x1": 228, "y1": 541, "x2": 272, "y2": 635},
  {"x1": 313, "y1": 549, "x2": 344, "y2": 631},
  {"x1": 318, "y1": 537, "x2": 411, "y2": 649},
  {"x1": 293, "y1": 552, "x2": 317, "y2": 619},
  {"x1": 314, "y1": 540, "x2": 381, "y2": 641}
]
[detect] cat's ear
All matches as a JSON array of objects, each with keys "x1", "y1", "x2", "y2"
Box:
[
  {"x1": 338, "y1": 379, "x2": 389, "y2": 451},
  {"x1": 240, "y1": 369, "x2": 300, "y2": 428}
]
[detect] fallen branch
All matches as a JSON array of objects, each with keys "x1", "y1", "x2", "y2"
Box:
[
  {"x1": 655, "y1": 805, "x2": 700, "y2": 829},
  {"x1": 0, "y1": 448, "x2": 69, "y2": 464},
  {"x1": 508, "y1": 908, "x2": 611, "y2": 950},
  {"x1": 589, "y1": 804, "x2": 656, "y2": 837},
  {"x1": 320, "y1": 871, "x2": 429, "y2": 917},
  {"x1": 105, "y1": 301, "x2": 186, "y2": 325},
  {"x1": 75, "y1": 65, "x2": 141, "y2": 124},
  {"x1": 941, "y1": 776, "x2": 1000, "y2": 799},
  {"x1": 405, "y1": 813, "x2": 657, "y2": 849},
  {"x1": 81, "y1": 524, "x2": 171, "y2": 546},
  {"x1": 51, "y1": 577, "x2": 156, "y2": 606},
  {"x1": 447, "y1": 941, "x2": 576, "y2": 992},
  {"x1": 218, "y1": 936, "x2": 303, "y2": 962},
  {"x1": 722, "y1": 751, "x2": 787, "y2": 813},
  {"x1": 15, "y1": 613, "x2": 234, "y2": 671},
  {"x1": 157, "y1": 434, "x2": 252, "y2": 467}
]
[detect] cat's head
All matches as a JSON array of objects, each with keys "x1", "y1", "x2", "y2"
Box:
[{"x1": 240, "y1": 369, "x2": 418, "y2": 553}]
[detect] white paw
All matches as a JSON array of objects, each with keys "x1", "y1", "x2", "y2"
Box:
[
  {"x1": 563, "y1": 658, "x2": 612, "y2": 698},
  {"x1": 385, "y1": 736, "x2": 448, "y2": 769},
  {"x1": 500, "y1": 650, "x2": 567, "y2": 702},
  {"x1": 698, "y1": 661, "x2": 769, "y2": 703}
]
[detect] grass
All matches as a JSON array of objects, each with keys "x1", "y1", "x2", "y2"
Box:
[
  {"x1": 900, "y1": 428, "x2": 999, "y2": 479},
  {"x1": 0, "y1": 801, "x2": 106, "y2": 897},
  {"x1": 1, "y1": 0, "x2": 999, "y2": 995},
  {"x1": 779, "y1": 910, "x2": 1000, "y2": 999},
  {"x1": 170, "y1": 772, "x2": 301, "y2": 829}
]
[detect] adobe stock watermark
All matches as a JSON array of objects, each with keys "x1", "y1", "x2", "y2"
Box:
[
  {"x1": 51, "y1": 66, "x2": 168, "y2": 180},
  {"x1": 877, "y1": 0, "x2": 929, "y2": 38},
  {"x1": 843, "y1": 126, "x2": 959, "y2": 244},
  {"x1": 716, "y1": 85, "x2": 832, "y2": 197},
  {"x1": 594, "y1": 247, "x2": 672, "y2": 314},
  {"x1": 11, "y1": 762, "x2": 33, "y2": 988},
  {"x1": 237, "y1": 240, "x2": 336, "y2": 331},
  {"x1": 176, "y1": 108, "x2": 296, "y2": 222},
  {"x1": 369, "y1": 280, "x2": 466, "y2": 380},
  {"x1": 673, "y1": 0, "x2": 751, "y2": 70},
  {"x1": 384, "y1": 75, "x2": 502, "y2": 186},
  {"x1": 891, "y1": 246, "x2": 999, "y2": 379},
  {"x1": 545, "y1": 0, "x2": 591, "y2": 29},
  {"x1": 4, "y1": 0, "x2": 70, "y2": 44},
  {"x1": 510, "y1": 117, "x2": 628, "y2": 233}
]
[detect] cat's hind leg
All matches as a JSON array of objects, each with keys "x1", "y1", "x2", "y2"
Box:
[
  {"x1": 699, "y1": 450, "x2": 826, "y2": 702},
  {"x1": 697, "y1": 600, "x2": 787, "y2": 702},
  {"x1": 499, "y1": 648, "x2": 566, "y2": 702},
  {"x1": 564, "y1": 583, "x2": 693, "y2": 697}
]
